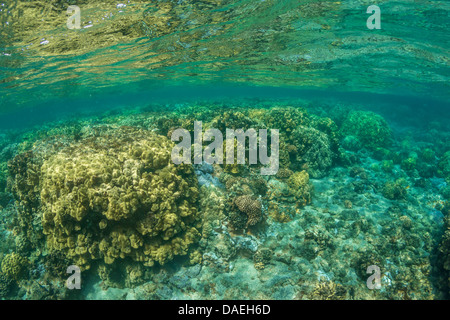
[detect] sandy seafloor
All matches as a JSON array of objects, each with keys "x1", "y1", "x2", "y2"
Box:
[{"x1": 0, "y1": 99, "x2": 449, "y2": 300}]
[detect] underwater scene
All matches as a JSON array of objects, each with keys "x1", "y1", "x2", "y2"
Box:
[{"x1": 0, "y1": 0, "x2": 449, "y2": 302}]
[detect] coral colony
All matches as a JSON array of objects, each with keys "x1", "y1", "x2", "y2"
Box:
[
  {"x1": 1, "y1": 103, "x2": 448, "y2": 300},
  {"x1": 0, "y1": 0, "x2": 448, "y2": 301}
]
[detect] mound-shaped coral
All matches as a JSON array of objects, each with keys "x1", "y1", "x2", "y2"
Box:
[
  {"x1": 234, "y1": 195, "x2": 262, "y2": 228},
  {"x1": 14, "y1": 127, "x2": 200, "y2": 271},
  {"x1": 1, "y1": 252, "x2": 28, "y2": 280},
  {"x1": 382, "y1": 178, "x2": 408, "y2": 200},
  {"x1": 340, "y1": 111, "x2": 392, "y2": 150},
  {"x1": 260, "y1": 107, "x2": 310, "y2": 134},
  {"x1": 286, "y1": 170, "x2": 313, "y2": 206},
  {"x1": 289, "y1": 126, "x2": 333, "y2": 178}
]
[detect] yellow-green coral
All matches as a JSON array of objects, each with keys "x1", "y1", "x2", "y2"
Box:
[
  {"x1": 259, "y1": 107, "x2": 310, "y2": 134},
  {"x1": 36, "y1": 127, "x2": 200, "y2": 269},
  {"x1": 287, "y1": 170, "x2": 313, "y2": 206},
  {"x1": 310, "y1": 281, "x2": 347, "y2": 300},
  {"x1": 234, "y1": 195, "x2": 262, "y2": 227},
  {"x1": 1, "y1": 252, "x2": 28, "y2": 280},
  {"x1": 189, "y1": 250, "x2": 203, "y2": 265},
  {"x1": 382, "y1": 178, "x2": 408, "y2": 200},
  {"x1": 290, "y1": 126, "x2": 333, "y2": 178}
]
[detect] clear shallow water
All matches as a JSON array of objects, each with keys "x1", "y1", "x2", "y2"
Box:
[{"x1": 0, "y1": 0, "x2": 449, "y2": 301}]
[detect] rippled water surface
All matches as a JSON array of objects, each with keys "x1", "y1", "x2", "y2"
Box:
[{"x1": 0, "y1": 0, "x2": 449, "y2": 117}]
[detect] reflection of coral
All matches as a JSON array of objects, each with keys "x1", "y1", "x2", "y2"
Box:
[{"x1": 234, "y1": 195, "x2": 262, "y2": 227}]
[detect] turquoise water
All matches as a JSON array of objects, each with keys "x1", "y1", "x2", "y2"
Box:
[{"x1": 0, "y1": 0, "x2": 449, "y2": 300}]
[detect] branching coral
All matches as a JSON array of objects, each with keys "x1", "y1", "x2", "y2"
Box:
[{"x1": 310, "y1": 281, "x2": 347, "y2": 300}]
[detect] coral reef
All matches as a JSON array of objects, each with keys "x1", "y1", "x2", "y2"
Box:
[
  {"x1": 234, "y1": 195, "x2": 263, "y2": 228},
  {"x1": 259, "y1": 107, "x2": 310, "y2": 134},
  {"x1": 438, "y1": 151, "x2": 450, "y2": 183},
  {"x1": 0, "y1": 102, "x2": 447, "y2": 300},
  {"x1": 289, "y1": 126, "x2": 333, "y2": 178},
  {"x1": 439, "y1": 203, "x2": 450, "y2": 296},
  {"x1": 1, "y1": 252, "x2": 28, "y2": 280},
  {"x1": 382, "y1": 178, "x2": 409, "y2": 200},
  {"x1": 253, "y1": 248, "x2": 273, "y2": 270},
  {"x1": 0, "y1": 273, "x2": 13, "y2": 298},
  {"x1": 340, "y1": 111, "x2": 392, "y2": 150},
  {"x1": 209, "y1": 110, "x2": 258, "y2": 133},
  {"x1": 309, "y1": 281, "x2": 347, "y2": 300},
  {"x1": 286, "y1": 170, "x2": 313, "y2": 206},
  {"x1": 8, "y1": 127, "x2": 201, "y2": 284},
  {"x1": 39, "y1": 127, "x2": 200, "y2": 269}
]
